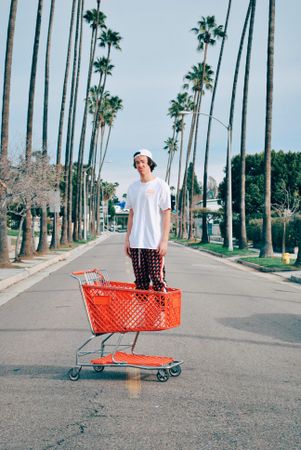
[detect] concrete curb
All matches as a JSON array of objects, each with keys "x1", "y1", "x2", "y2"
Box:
[
  {"x1": 290, "y1": 275, "x2": 301, "y2": 284},
  {"x1": 237, "y1": 259, "x2": 276, "y2": 272},
  {"x1": 0, "y1": 233, "x2": 110, "y2": 292}
]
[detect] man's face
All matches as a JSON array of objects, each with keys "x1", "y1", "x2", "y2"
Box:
[{"x1": 134, "y1": 155, "x2": 151, "y2": 176}]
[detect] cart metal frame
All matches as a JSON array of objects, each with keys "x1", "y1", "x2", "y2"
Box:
[{"x1": 68, "y1": 269, "x2": 183, "y2": 382}]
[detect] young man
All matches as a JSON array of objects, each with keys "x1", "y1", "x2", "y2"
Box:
[{"x1": 124, "y1": 149, "x2": 171, "y2": 291}]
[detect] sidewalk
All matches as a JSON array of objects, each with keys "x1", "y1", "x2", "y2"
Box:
[
  {"x1": 0, "y1": 233, "x2": 110, "y2": 292},
  {"x1": 174, "y1": 240, "x2": 301, "y2": 285}
]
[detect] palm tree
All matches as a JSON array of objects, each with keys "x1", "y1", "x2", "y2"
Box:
[
  {"x1": 181, "y1": 63, "x2": 214, "y2": 238},
  {"x1": 73, "y1": 4, "x2": 106, "y2": 241},
  {"x1": 94, "y1": 94, "x2": 123, "y2": 233},
  {"x1": 88, "y1": 56, "x2": 114, "y2": 167},
  {"x1": 189, "y1": 16, "x2": 225, "y2": 239},
  {"x1": 37, "y1": 0, "x2": 56, "y2": 255},
  {"x1": 166, "y1": 92, "x2": 194, "y2": 235},
  {"x1": 260, "y1": 0, "x2": 275, "y2": 257},
  {"x1": 201, "y1": 4, "x2": 231, "y2": 244},
  {"x1": 239, "y1": 0, "x2": 256, "y2": 249},
  {"x1": 164, "y1": 137, "x2": 178, "y2": 183},
  {"x1": 50, "y1": 0, "x2": 77, "y2": 249},
  {"x1": 20, "y1": 0, "x2": 43, "y2": 258},
  {"x1": 295, "y1": 241, "x2": 301, "y2": 266},
  {"x1": 224, "y1": 1, "x2": 252, "y2": 248},
  {"x1": 60, "y1": 0, "x2": 83, "y2": 245},
  {"x1": 165, "y1": 94, "x2": 185, "y2": 183},
  {"x1": 88, "y1": 29, "x2": 121, "y2": 167},
  {"x1": 0, "y1": 0, "x2": 18, "y2": 267}
]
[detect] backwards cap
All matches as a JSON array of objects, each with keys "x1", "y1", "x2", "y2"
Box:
[{"x1": 133, "y1": 148, "x2": 157, "y2": 167}]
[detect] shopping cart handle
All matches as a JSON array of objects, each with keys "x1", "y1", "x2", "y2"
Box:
[{"x1": 72, "y1": 269, "x2": 98, "y2": 276}]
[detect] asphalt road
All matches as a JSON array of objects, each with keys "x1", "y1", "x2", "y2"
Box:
[{"x1": 0, "y1": 234, "x2": 300, "y2": 450}]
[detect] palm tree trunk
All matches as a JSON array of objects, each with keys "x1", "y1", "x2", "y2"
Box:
[
  {"x1": 202, "y1": 0, "x2": 232, "y2": 244},
  {"x1": 96, "y1": 182, "x2": 101, "y2": 233},
  {"x1": 37, "y1": 203, "x2": 48, "y2": 253},
  {"x1": 282, "y1": 220, "x2": 286, "y2": 254},
  {"x1": 180, "y1": 93, "x2": 198, "y2": 238},
  {"x1": 38, "y1": 0, "x2": 55, "y2": 254},
  {"x1": 224, "y1": 0, "x2": 252, "y2": 248},
  {"x1": 295, "y1": 243, "x2": 301, "y2": 266},
  {"x1": 96, "y1": 125, "x2": 106, "y2": 183},
  {"x1": 189, "y1": 43, "x2": 208, "y2": 240},
  {"x1": 74, "y1": 9, "x2": 99, "y2": 241},
  {"x1": 42, "y1": 0, "x2": 55, "y2": 154},
  {"x1": 88, "y1": 72, "x2": 103, "y2": 167},
  {"x1": 89, "y1": 125, "x2": 100, "y2": 236},
  {"x1": 239, "y1": 0, "x2": 256, "y2": 250},
  {"x1": 99, "y1": 125, "x2": 112, "y2": 174},
  {"x1": 51, "y1": 0, "x2": 77, "y2": 248},
  {"x1": 189, "y1": 90, "x2": 203, "y2": 239},
  {"x1": 167, "y1": 132, "x2": 179, "y2": 185},
  {"x1": 59, "y1": 0, "x2": 82, "y2": 245},
  {"x1": 20, "y1": 0, "x2": 43, "y2": 258},
  {"x1": 0, "y1": 0, "x2": 18, "y2": 267},
  {"x1": 259, "y1": 0, "x2": 275, "y2": 258},
  {"x1": 165, "y1": 151, "x2": 172, "y2": 182},
  {"x1": 176, "y1": 115, "x2": 185, "y2": 236},
  {"x1": 239, "y1": 0, "x2": 256, "y2": 249},
  {"x1": 88, "y1": 43, "x2": 111, "y2": 168},
  {"x1": 165, "y1": 124, "x2": 176, "y2": 182}
]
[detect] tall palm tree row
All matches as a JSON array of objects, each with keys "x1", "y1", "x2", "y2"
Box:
[
  {"x1": 0, "y1": 0, "x2": 18, "y2": 267},
  {"x1": 0, "y1": 0, "x2": 123, "y2": 264}
]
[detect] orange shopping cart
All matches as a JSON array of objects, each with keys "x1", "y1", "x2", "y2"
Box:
[{"x1": 68, "y1": 269, "x2": 183, "y2": 382}]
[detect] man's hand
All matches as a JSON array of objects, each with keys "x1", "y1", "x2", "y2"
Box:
[
  {"x1": 124, "y1": 237, "x2": 131, "y2": 257},
  {"x1": 158, "y1": 239, "x2": 168, "y2": 257}
]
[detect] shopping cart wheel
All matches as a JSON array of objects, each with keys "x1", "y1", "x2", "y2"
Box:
[
  {"x1": 93, "y1": 365, "x2": 104, "y2": 373},
  {"x1": 156, "y1": 369, "x2": 170, "y2": 382},
  {"x1": 169, "y1": 365, "x2": 182, "y2": 377},
  {"x1": 68, "y1": 367, "x2": 81, "y2": 381}
]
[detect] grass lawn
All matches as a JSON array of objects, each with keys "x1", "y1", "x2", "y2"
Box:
[
  {"x1": 172, "y1": 238, "x2": 254, "y2": 257},
  {"x1": 191, "y1": 242, "x2": 254, "y2": 257},
  {"x1": 7, "y1": 229, "x2": 18, "y2": 237},
  {"x1": 240, "y1": 256, "x2": 299, "y2": 271}
]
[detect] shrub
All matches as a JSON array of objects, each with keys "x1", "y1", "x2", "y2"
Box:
[{"x1": 247, "y1": 217, "x2": 300, "y2": 251}]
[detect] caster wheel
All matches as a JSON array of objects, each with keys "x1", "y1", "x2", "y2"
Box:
[
  {"x1": 169, "y1": 365, "x2": 182, "y2": 377},
  {"x1": 68, "y1": 367, "x2": 81, "y2": 381},
  {"x1": 156, "y1": 369, "x2": 170, "y2": 382},
  {"x1": 93, "y1": 365, "x2": 104, "y2": 373}
]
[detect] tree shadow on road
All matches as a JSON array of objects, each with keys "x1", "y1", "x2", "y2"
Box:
[{"x1": 219, "y1": 313, "x2": 301, "y2": 343}]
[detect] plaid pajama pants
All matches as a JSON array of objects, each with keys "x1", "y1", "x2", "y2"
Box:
[{"x1": 130, "y1": 248, "x2": 167, "y2": 291}]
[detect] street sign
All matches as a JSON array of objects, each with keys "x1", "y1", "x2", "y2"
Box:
[{"x1": 48, "y1": 190, "x2": 61, "y2": 213}]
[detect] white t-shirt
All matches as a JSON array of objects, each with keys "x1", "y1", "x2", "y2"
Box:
[{"x1": 126, "y1": 177, "x2": 171, "y2": 249}]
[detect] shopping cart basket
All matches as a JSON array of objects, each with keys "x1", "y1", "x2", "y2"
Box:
[{"x1": 68, "y1": 269, "x2": 183, "y2": 382}]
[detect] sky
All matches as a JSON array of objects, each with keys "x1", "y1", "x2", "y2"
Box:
[{"x1": 0, "y1": 0, "x2": 300, "y2": 198}]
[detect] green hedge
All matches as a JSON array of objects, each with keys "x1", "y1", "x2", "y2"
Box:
[{"x1": 247, "y1": 216, "x2": 301, "y2": 252}]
